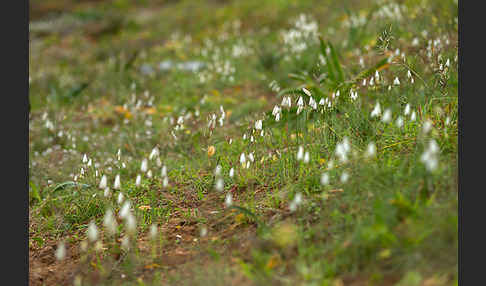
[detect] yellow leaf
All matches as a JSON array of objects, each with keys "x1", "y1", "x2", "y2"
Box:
[
  {"x1": 235, "y1": 213, "x2": 245, "y2": 223},
  {"x1": 211, "y1": 90, "x2": 221, "y2": 97},
  {"x1": 114, "y1": 106, "x2": 128, "y2": 114},
  {"x1": 207, "y1": 146, "x2": 215, "y2": 157},
  {"x1": 144, "y1": 107, "x2": 157, "y2": 115},
  {"x1": 138, "y1": 205, "x2": 151, "y2": 211},
  {"x1": 124, "y1": 111, "x2": 133, "y2": 119},
  {"x1": 144, "y1": 263, "x2": 160, "y2": 270},
  {"x1": 266, "y1": 255, "x2": 281, "y2": 270},
  {"x1": 379, "y1": 249, "x2": 391, "y2": 259}
]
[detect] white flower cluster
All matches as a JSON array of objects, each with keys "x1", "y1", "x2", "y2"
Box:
[
  {"x1": 281, "y1": 14, "x2": 319, "y2": 59},
  {"x1": 420, "y1": 140, "x2": 440, "y2": 172}
]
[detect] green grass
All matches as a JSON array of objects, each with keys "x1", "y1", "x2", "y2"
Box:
[{"x1": 29, "y1": 0, "x2": 457, "y2": 285}]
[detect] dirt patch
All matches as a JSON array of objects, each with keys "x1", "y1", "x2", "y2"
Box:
[
  {"x1": 29, "y1": 187, "x2": 263, "y2": 285},
  {"x1": 29, "y1": 241, "x2": 80, "y2": 286}
]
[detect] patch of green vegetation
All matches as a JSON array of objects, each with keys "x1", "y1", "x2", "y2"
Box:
[{"x1": 29, "y1": 0, "x2": 457, "y2": 285}]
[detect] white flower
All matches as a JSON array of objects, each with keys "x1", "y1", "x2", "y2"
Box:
[
  {"x1": 103, "y1": 209, "x2": 117, "y2": 235},
  {"x1": 55, "y1": 241, "x2": 66, "y2": 261},
  {"x1": 420, "y1": 139, "x2": 440, "y2": 172},
  {"x1": 255, "y1": 119, "x2": 263, "y2": 130},
  {"x1": 371, "y1": 102, "x2": 381, "y2": 118},
  {"x1": 382, "y1": 109, "x2": 392, "y2": 123},
  {"x1": 445, "y1": 117, "x2": 451, "y2": 126},
  {"x1": 240, "y1": 153, "x2": 246, "y2": 165},
  {"x1": 104, "y1": 187, "x2": 111, "y2": 198},
  {"x1": 411, "y1": 111, "x2": 417, "y2": 121},
  {"x1": 147, "y1": 170, "x2": 153, "y2": 178},
  {"x1": 335, "y1": 137, "x2": 350, "y2": 163},
  {"x1": 340, "y1": 171, "x2": 350, "y2": 183},
  {"x1": 82, "y1": 154, "x2": 88, "y2": 164},
  {"x1": 224, "y1": 192, "x2": 233, "y2": 207},
  {"x1": 215, "y1": 178, "x2": 224, "y2": 191},
  {"x1": 156, "y1": 157, "x2": 162, "y2": 167},
  {"x1": 407, "y1": 70, "x2": 412, "y2": 79},
  {"x1": 248, "y1": 152, "x2": 255, "y2": 162},
  {"x1": 200, "y1": 226, "x2": 208, "y2": 237},
  {"x1": 303, "y1": 151, "x2": 310, "y2": 164},
  {"x1": 141, "y1": 158, "x2": 148, "y2": 173},
  {"x1": 297, "y1": 146, "x2": 304, "y2": 161},
  {"x1": 150, "y1": 224, "x2": 158, "y2": 240},
  {"x1": 302, "y1": 87, "x2": 311, "y2": 96},
  {"x1": 296, "y1": 96, "x2": 304, "y2": 114},
  {"x1": 393, "y1": 77, "x2": 400, "y2": 85},
  {"x1": 215, "y1": 165, "x2": 222, "y2": 176},
  {"x1": 117, "y1": 149, "x2": 121, "y2": 161},
  {"x1": 309, "y1": 96, "x2": 317, "y2": 110},
  {"x1": 365, "y1": 142, "x2": 376, "y2": 158},
  {"x1": 327, "y1": 160, "x2": 334, "y2": 169},
  {"x1": 99, "y1": 175, "x2": 108, "y2": 189},
  {"x1": 375, "y1": 70, "x2": 380, "y2": 82},
  {"x1": 422, "y1": 120, "x2": 433, "y2": 134},
  {"x1": 121, "y1": 236, "x2": 130, "y2": 250},
  {"x1": 289, "y1": 193, "x2": 302, "y2": 212},
  {"x1": 120, "y1": 201, "x2": 131, "y2": 219},
  {"x1": 117, "y1": 192, "x2": 124, "y2": 204},
  {"x1": 396, "y1": 116, "x2": 404, "y2": 128},
  {"x1": 362, "y1": 78, "x2": 367, "y2": 86},
  {"x1": 161, "y1": 165, "x2": 167, "y2": 177},
  {"x1": 320, "y1": 173, "x2": 329, "y2": 185},
  {"x1": 114, "y1": 174, "x2": 121, "y2": 190},
  {"x1": 149, "y1": 147, "x2": 160, "y2": 160},
  {"x1": 162, "y1": 176, "x2": 169, "y2": 187},
  {"x1": 281, "y1": 96, "x2": 292, "y2": 108},
  {"x1": 87, "y1": 159, "x2": 92, "y2": 167},
  {"x1": 404, "y1": 104, "x2": 411, "y2": 116},
  {"x1": 229, "y1": 167, "x2": 235, "y2": 178},
  {"x1": 272, "y1": 105, "x2": 281, "y2": 121},
  {"x1": 135, "y1": 174, "x2": 142, "y2": 187},
  {"x1": 87, "y1": 221, "x2": 98, "y2": 242},
  {"x1": 297, "y1": 96, "x2": 304, "y2": 106}
]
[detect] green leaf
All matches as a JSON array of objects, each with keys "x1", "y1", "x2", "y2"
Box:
[
  {"x1": 29, "y1": 181, "x2": 41, "y2": 203},
  {"x1": 277, "y1": 87, "x2": 307, "y2": 98},
  {"x1": 288, "y1": 73, "x2": 309, "y2": 82},
  {"x1": 32, "y1": 237, "x2": 45, "y2": 248},
  {"x1": 352, "y1": 57, "x2": 390, "y2": 84},
  {"x1": 319, "y1": 37, "x2": 336, "y2": 83},
  {"x1": 66, "y1": 82, "x2": 90, "y2": 98},
  {"x1": 52, "y1": 181, "x2": 90, "y2": 192},
  {"x1": 327, "y1": 41, "x2": 345, "y2": 83}
]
